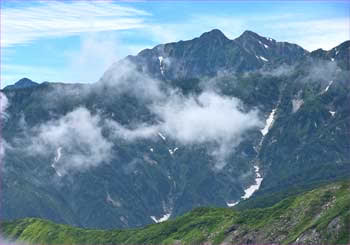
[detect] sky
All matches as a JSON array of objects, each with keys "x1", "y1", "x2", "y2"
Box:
[{"x1": 1, "y1": 0, "x2": 349, "y2": 88}]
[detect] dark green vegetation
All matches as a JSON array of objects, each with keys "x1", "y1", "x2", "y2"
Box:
[
  {"x1": 1, "y1": 29, "x2": 350, "y2": 230},
  {"x1": 2, "y1": 180, "x2": 350, "y2": 244}
]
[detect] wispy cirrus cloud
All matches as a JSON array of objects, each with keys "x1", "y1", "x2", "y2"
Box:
[{"x1": 1, "y1": 1, "x2": 150, "y2": 47}]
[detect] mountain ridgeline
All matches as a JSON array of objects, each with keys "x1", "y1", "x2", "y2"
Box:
[
  {"x1": 1, "y1": 29, "x2": 350, "y2": 232},
  {"x1": 101, "y1": 29, "x2": 309, "y2": 82}
]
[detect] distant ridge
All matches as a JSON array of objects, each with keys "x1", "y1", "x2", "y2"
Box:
[{"x1": 4, "y1": 77, "x2": 39, "y2": 90}]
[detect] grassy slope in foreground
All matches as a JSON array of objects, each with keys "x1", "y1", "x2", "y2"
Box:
[{"x1": 2, "y1": 180, "x2": 350, "y2": 245}]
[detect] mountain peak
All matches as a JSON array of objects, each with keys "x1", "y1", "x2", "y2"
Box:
[
  {"x1": 4, "y1": 77, "x2": 39, "y2": 90},
  {"x1": 16, "y1": 77, "x2": 34, "y2": 84},
  {"x1": 237, "y1": 30, "x2": 263, "y2": 40},
  {"x1": 199, "y1": 29, "x2": 228, "y2": 41}
]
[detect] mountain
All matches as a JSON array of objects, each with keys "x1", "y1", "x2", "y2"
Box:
[
  {"x1": 1, "y1": 29, "x2": 349, "y2": 230},
  {"x1": 310, "y1": 40, "x2": 350, "y2": 70},
  {"x1": 3, "y1": 180, "x2": 349, "y2": 244},
  {"x1": 3, "y1": 78, "x2": 39, "y2": 90},
  {"x1": 101, "y1": 29, "x2": 308, "y2": 82}
]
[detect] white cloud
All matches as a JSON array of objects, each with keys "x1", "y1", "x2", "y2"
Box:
[
  {"x1": 29, "y1": 107, "x2": 113, "y2": 176},
  {"x1": 63, "y1": 33, "x2": 120, "y2": 83},
  {"x1": 106, "y1": 90, "x2": 261, "y2": 170},
  {"x1": 102, "y1": 64, "x2": 261, "y2": 169},
  {"x1": 152, "y1": 91, "x2": 261, "y2": 169},
  {"x1": 153, "y1": 91, "x2": 260, "y2": 146},
  {"x1": 1, "y1": 1, "x2": 150, "y2": 47},
  {"x1": 0, "y1": 92, "x2": 9, "y2": 118},
  {"x1": 0, "y1": 92, "x2": 9, "y2": 162},
  {"x1": 1, "y1": 35, "x2": 146, "y2": 86},
  {"x1": 246, "y1": 64, "x2": 296, "y2": 78},
  {"x1": 107, "y1": 120, "x2": 159, "y2": 142},
  {"x1": 1, "y1": 36, "x2": 148, "y2": 87},
  {"x1": 100, "y1": 59, "x2": 166, "y2": 101},
  {"x1": 6, "y1": 60, "x2": 261, "y2": 173}
]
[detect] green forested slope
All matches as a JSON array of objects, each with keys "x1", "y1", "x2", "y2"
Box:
[{"x1": 2, "y1": 180, "x2": 349, "y2": 244}]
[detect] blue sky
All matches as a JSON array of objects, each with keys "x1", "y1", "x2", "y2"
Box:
[{"x1": 1, "y1": 0, "x2": 349, "y2": 88}]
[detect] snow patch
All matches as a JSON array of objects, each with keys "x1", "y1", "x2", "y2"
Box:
[
  {"x1": 51, "y1": 147, "x2": 62, "y2": 177},
  {"x1": 227, "y1": 165, "x2": 263, "y2": 206},
  {"x1": 260, "y1": 109, "x2": 276, "y2": 136},
  {"x1": 168, "y1": 147, "x2": 178, "y2": 155},
  {"x1": 226, "y1": 201, "x2": 240, "y2": 207},
  {"x1": 158, "y1": 56, "x2": 165, "y2": 76},
  {"x1": 292, "y1": 99, "x2": 304, "y2": 113},
  {"x1": 256, "y1": 55, "x2": 268, "y2": 62},
  {"x1": 151, "y1": 213, "x2": 171, "y2": 223},
  {"x1": 329, "y1": 111, "x2": 336, "y2": 117},
  {"x1": 158, "y1": 132, "x2": 166, "y2": 141},
  {"x1": 335, "y1": 50, "x2": 339, "y2": 56},
  {"x1": 54, "y1": 147, "x2": 62, "y2": 162},
  {"x1": 106, "y1": 192, "x2": 121, "y2": 207},
  {"x1": 242, "y1": 166, "x2": 263, "y2": 200},
  {"x1": 324, "y1": 80, "x2": 333, "y2": 93},
  {"x1": 258, "y1": 40, "x2": 269, "y2": 48},
  {"x1": 53, "y1": 168, "x2": 62, "y2": 177},
  {"x1": 260, "y1": 56, "x2": 268, "y2": 62}
]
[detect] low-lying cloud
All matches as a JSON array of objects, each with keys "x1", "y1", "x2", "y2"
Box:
[
  {"x1": 154, "y1": 91, "x2": 260, "y2": 144},
  {"x1": 1, "y1": 92, "x2": 9, "y2": 162},
  {"x1": 103, "y1": 65, "x2": 262, "y2": 169},
  {"x1": 100, "y1": 59, "x2": 166, "y2": 101},
  {"x1": 7, "y1": 60, "x2": 263, "y2": 173},
  {"x1": 0, "y1": 92, "x2": 9, "y2": 119},
  {"x1": 260, "y1": 64, "x2": 296, "y2": 77},
  {"x1": 29, "y1": 107, "x2": 113, "y2": 176},
  {"x1": 153, "y1": 91, "x2": 261, "y2": 169},
  {"x1": 305, "y1": 60, "x2": 340, "y2": 83}
]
